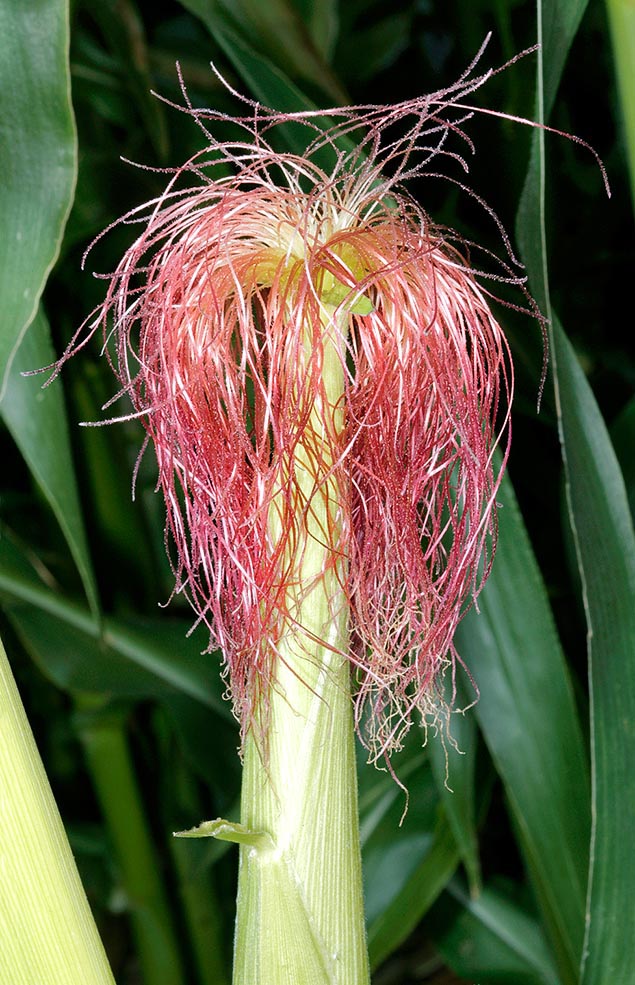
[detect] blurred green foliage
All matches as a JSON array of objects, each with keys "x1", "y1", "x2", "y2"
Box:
[{"x1": 1, "y1": 1, "x2": 633, "y2": 983}]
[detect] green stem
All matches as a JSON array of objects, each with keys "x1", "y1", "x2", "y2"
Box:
[
  {"x1": 232, "y1": 307, "x2": 370, "y2": 984},
  {"x1": 76, "y1": 700, "x2": 188, "y2": 985},
  {"x1": 0, "y1": 636, "x2": 115, "y2": 985}
]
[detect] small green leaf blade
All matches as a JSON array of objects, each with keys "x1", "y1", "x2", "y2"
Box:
[
  {"x1": 456, "y1": 471, "x2": 589, "y2": 985},
  {"x1": 0, "y1": 0, "x2": 76, "y2": 391},
  {"x1": 429, "y1": 878, "x2": 561, "y2": 985}
]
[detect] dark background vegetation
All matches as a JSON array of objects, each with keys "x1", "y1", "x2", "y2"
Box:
[{"x1": 1, "y1": 1, "x2": 633, "y2": 983}]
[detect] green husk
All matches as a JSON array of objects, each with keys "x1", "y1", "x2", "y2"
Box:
[{"x1": 0, "y1": 637, "x2": 115, "y2": 985}]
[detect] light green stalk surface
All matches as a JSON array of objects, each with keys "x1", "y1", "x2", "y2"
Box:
[
  {"x1": 234, "y1": 306, "x2": 369, "y2": 985},
  {"x1": 174, "y1": 293, "x2": 371, "y2": 982},
  {"x1": 0, "y1": 637, "x2": 115, "y2": 985}
]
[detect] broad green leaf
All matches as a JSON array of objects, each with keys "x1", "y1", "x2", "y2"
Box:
[
  {"x1": 5, "y1": 600, "x2": 226, "y2": 714},
  {"x1": 337, "y1": 13, "x2": 412, "y2": 84},
  {"x1": 367, "y1": 810, "x2": 459, "y2": 970},
  {"x1": 0, "y1": 308, "x2": 99, "y2": 617},
  {"x1": 87, "y1": 0, "x2": 169, "y2": 160},
  {"x1": 69, "y1": 360, "x2": 164, "y2": 607},
  {"x1": 179, "y1": 0, "x2": 324, "y2": 114},
  {"x1": 610, "y1": 395, "x2": 635, "y2": 520},
  {"x1": 178, "y1": 0, "x2": 353, "y2": 168},
  {"x1": 217, "y1": 0, "x2": 346, "y2": 102},
  {"x1": 158, "y1": 693, "x2": 240, "y2": 795},
  {"x1": 516, "y1": 3, "x2": 635, "y2": 981},
  {"x1": 606, "y1": 0, "x2": 635, "y2": 210},
  {"x1": 516, "y1": 0, "x2": 591, "y2": 316},
  {"x1": 6, "y1": 596, "x2": 239, "y2": 792},
  {"x1": 0, "y1": 0, "x2": 76, "y2": 392},
  {"x1": 293, "y1": 0, "x2": 339, "y2": 60},
  {"x1": 1, "y1": 536, "x2": 240, "y2": 792},
  {"x1": 429, "y1": 878, "x2": 561, "y2": 985},
  {"x1": 456, "y1": 471, "x2": 589, "y2": 985},
  {"x1": 428, "y1": 691, "x2": 481, "y2": 897},
  {"x1": 553, "y1": 316, "x2": 635, "y2": 985},
  {"x1": 0, "y1": 529, "x2": 227, "y2": 715},
  {"x1": 357, "y1": 735, "x2": 425, "y2": 833},
  {"x1": 360, "y1": 746, "x2": 431, "y2": 929},
  {"x1": 358, "y1": 744, "x2": 459, "y2": 969}
]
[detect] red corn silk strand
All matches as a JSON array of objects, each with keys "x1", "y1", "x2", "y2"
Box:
[{"x1": 53, "y1": 46, "x2": 531, "y2": 755}]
